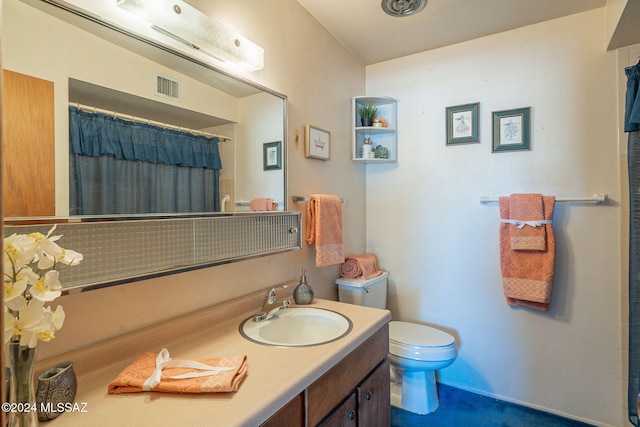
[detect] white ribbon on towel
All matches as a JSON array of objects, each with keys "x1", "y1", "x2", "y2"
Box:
[
  {"x1": 142, "y1": 348, "x2": 235, "y2": 391},
  {"x1": 501, "y1": 219, "x2": 552, "y2": 229}
]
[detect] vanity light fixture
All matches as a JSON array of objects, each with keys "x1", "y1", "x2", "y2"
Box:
[
  {"x1": 381, "y1": 0, "x2": 426, "y2": 17},
  {"x1": 116, "y1": 0, "x2": 264, "y2": 71}
]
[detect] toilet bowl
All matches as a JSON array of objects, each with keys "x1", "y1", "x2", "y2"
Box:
[
  {"x1": 388, "y1": 320, "x2": 457, "y2": 414},
  {"x1": 336, "y1": 272, "x2": 458, "y2": 415}
]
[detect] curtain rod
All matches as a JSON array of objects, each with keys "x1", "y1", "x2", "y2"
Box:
[
  {"x1": 69, "y1": 102, "x2": 231, "y2": 142},
  {"x1": 479, "y1": 194, "x2": 607, "y2": 204}
]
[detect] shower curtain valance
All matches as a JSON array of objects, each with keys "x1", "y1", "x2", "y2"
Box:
[{"x1": 69, "y1": 106, "x2": 222, "y2": 170}]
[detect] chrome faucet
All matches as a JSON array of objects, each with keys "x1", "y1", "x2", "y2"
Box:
[{"x1": 253, "y1": 284, "x2": 291, "y2": 322}]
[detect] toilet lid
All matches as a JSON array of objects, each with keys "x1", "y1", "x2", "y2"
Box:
[{"x1": 389, "y1": 321, "x2": 455, "y2": 348}]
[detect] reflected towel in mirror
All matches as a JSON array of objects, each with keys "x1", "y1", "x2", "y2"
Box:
[{"x1": 250, "y1": 198, "x2": 277, "y2": 210}]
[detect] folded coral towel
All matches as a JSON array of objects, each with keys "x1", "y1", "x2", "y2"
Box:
[
  {"x1": 305, "y1": 194, "x2": 345, "y2": 267},
  {"x1": 250, "y1": 198, "x2": 276, "y2": 211},
  {"x1": 499, "y1": 194, "x2": 556, "y2": 311},
  {"x1": 107, "y1": 348, "x2": 247, "y2": 394},
  {"x1": 504, "y1": 194, "x2": 549, "y2": 251},
  {"x1": 340, "y1": 254, "x2": 382, "y2": 280}
]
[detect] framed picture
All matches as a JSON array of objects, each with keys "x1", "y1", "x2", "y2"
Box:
[
  {"x1": 263, "y1": 141, "x2": 282, "y2": 170},
  {"x1": 446, "y1": 102, "x2": 479, "y2": 145},
  {"x1": 305, "y1": 125, "x2": 331, "y2": 160},
  {"x1": 492, "y1": 107, "x2": 531, "y2": 152}
]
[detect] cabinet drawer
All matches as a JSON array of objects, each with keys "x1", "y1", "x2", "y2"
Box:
[{"x1": 261, "y1": 393, "x2": 304, "y2": 427}]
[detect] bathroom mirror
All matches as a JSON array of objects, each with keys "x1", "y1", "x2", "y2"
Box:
[{"x1": 3, "y1": 0, "x2": 287, "y2": 219}]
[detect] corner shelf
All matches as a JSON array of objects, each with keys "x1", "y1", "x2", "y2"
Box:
[{"x1": 352, "y1": 96, "x2": 397, "y2": 163}]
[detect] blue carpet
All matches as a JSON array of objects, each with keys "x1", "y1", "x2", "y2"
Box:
[{"x1": 391, "y1": 383, "x2": 595, "y2": 426}]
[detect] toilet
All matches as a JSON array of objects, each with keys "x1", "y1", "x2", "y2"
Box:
[{"x1": 335, "y1": 272, "x2": 457, "y2": 415}]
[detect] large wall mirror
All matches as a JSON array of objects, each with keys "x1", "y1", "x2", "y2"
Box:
[
  {"x1": 3, "y1": 0, "x2": 287, "y2": 219},
  {"x1": 2, "y1": 0, "x2": 300, "y2": 292}
]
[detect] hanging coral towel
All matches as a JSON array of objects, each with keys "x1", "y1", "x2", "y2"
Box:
[
  {"x1": 107, "y1": 348, "x2": 247, "y2": 394},
  {"x1": 305, "y1": 194, "x2": 345, "y2": 267},
  {"x1": 499, "y1": 194, "x2": 556, "y2": 311}
]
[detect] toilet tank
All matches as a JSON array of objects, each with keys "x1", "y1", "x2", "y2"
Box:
[{"x1": 335, "y1": 272, "x2": 388, "y2": 309}]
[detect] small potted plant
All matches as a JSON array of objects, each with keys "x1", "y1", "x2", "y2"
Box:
[{"x1": 358, "y1": 104, "x2": 378, "y2": 127}]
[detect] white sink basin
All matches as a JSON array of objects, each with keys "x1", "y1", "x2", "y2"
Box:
[{"x1": 239, "y1": 307, "x2": 352, "y2": 347}]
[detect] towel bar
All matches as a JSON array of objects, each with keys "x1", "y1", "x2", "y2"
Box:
[
  {"x1": 293, "y1": 196, "x2": 345, "y2": 203},
  {"x1": 235, "y1": 200, "x2": 283, "y2": 206},
  {"x1": 479, "y1": 194, "x2": 607, "y2": 204}
]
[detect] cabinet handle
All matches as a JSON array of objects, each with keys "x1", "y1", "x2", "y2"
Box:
[
  {"x1": 347, "y1": 410, "x2": 356, "y2": 421},
  {"x1": 364, "y1": 391, "x2": 373, "y2": 401}
]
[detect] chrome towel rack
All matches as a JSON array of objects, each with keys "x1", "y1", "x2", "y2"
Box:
[
  {"x1": 479, "y1": 194, "x2": 608, "y2": 204},
  {"x1": 235, "y1": 200, "x2": 283, "y2": 206},
  {"x1": 293, "y1": 195, "x2": 345, "y2": 203}
]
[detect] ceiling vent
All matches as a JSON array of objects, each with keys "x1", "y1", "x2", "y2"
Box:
[
  {"x1": 381, "y1": 0, "x2": 426, "y2": 17},
  {"x1": 155, "y1": 74, "x2": 181, "y2": 101}
]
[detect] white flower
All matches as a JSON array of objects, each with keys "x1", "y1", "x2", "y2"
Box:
[
  {"x1": 44, "y1": 305, "x2": 65, "y2": 334},
  {"x1": 24, "y1": 305, "x2": 65, "y2": 347},
  {"x1": 2, "y1": 226, "x2": 81, "y2": 348},
  {"x1": 11, "y1": 300, "x2": 45, "y2": 348},
  {"x1": 55, "y1": 248, "x2": 83, "y2": 266},
  {"x1": 4, "y1": 306, "x2": 16, "y2": 344},
  {"x1": 28, "y1": 226, "x2": 63, "y2": 270},
  {"x1": 4, "y1": 278, "x2": 27, "y2": 303},
  {"x1": 4, "y1": 233, "x2": 37, "y2": 272},
  {"x1": 29, "y1": 270, "x2": 62, "y2": 302}
]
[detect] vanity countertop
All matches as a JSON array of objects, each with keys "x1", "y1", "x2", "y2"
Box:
[{"x1": 37, "y1": 294, "x2": 391, "y2": 426}]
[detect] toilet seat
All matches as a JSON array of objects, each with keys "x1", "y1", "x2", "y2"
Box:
[{"x1": 389, "y1": 321, "x2": 457, "y2": 361}]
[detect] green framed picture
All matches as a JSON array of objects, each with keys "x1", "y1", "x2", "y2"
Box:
[
  {"x1": 446, "y1": 102, "x2": 479, "y2": 145},
  {"x1": 263, "y1": 141, "x2": 282, "y2": 170},
  {"x1": 492, "y1": 107, "x2": 531, "y2": 152}
]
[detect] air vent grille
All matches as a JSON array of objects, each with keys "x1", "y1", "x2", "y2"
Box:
[
  {"x1": 381, "y1": 0, "x2": 426, "y2": 17},
  {"x1": 155, "y1": 74, "x2": 181, "y2": 100}
]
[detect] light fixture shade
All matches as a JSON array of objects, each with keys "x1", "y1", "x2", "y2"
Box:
[{"x1": 116, "y1": 0, "x2": 264, "y2": 71}]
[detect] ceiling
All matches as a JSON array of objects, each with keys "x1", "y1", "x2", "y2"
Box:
[{"x1": 296, "y1": 0, "x2": 608, "y2": 65}]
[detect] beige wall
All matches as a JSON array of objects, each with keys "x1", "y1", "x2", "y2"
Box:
[
  {"x1": 27, "y1": 0, "x2": 367, "y2": 359},
  {"x1": 366, "y1": 9, "x2": 621, "y2": 426}
]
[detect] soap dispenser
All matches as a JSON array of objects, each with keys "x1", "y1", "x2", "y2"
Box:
[{"x1": 293, "y1": 268, "x2": 314, "y2": 305}]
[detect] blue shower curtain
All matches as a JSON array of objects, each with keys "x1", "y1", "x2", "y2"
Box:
[
  {"x1": 68, "y1": 107, "x2": 222, "y2": 215},
  {"x1": 626, "y1": 60, "x2": 640, "y2": 425}
]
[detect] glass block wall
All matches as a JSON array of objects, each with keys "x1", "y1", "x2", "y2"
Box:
[{"x1": 4, "y1": 212, "x2": 301, "y2": 292}]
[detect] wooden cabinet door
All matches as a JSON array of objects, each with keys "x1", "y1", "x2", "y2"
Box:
[
  {"x1": 2, "y1": 70, "x2": 55, "y2": 217},
  {"x1": 318, "y1": 393, "x2": 357, "y2": 427},
  {"x1": 358, "y1": 359, "x2": 390, "y2": 427}
]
